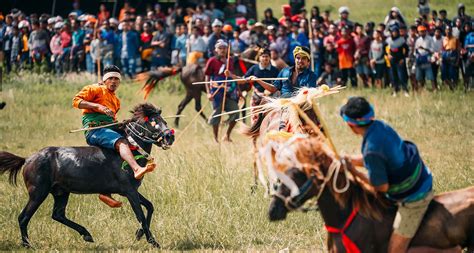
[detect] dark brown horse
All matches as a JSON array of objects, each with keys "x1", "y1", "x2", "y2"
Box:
[
  {"x1": 266, "y1": 135, "x2": 474, "y2": 252},
  {"x1": 0, "y1": 103, "x2": 174, "y2": 248},
  {"x1": 137, "y1": 46, "x2": 261, "y2": 127}
]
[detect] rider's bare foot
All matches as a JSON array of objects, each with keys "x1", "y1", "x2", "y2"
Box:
[
  {"x1": 134, "y1": 163, "x2": 156, "y2": 180},
  {"x1": 99, "y1": 194, "x2": 123, "y2": 208}
]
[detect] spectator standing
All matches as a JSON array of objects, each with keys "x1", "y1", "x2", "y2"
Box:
[
  {"x1": 334, "y1": 6, "x2": 354, "y2": 31},
  {"x1": 386, "y1": 25, "x2": 409, "y2": 96},
  {"x1": 414, "y1": 25, "x2": 437, "y2": 91},
  {"x1": 187, "y1": 26, "x2": 206, "y2": 65},
  {"x1": 118, "y1": 22, "x2": 139, "y2": 78},
  {"x1": 384, "y1": 7, "x2": 408, "y2": 32},
  {"x1": 354, "y1": 23, "x2": 372, "y2": 87},
  {"x1": 274, "y1": 26, "x2": 289, "y2": 62},
  {"x1": 453, "y1": 3, "x2": 471, "y2": 26},
  {"x1": 8, "y1": 25, "x2": 22, "y2": 71},
  {"x1": 369, "y1": 30, "x2": 386, "y2": 88},
  {"x1": 406, "y1": 25, "x2": 418, "y2": 90},
  {"x1": 336, "y1": 26, "x2": 357, "y2": 87},
  {"x1": 151, "y1": 20, "x2": 171, "y2": 68},
  {"x1": 441, "y1": 26, "x2": 460, "y2": 90},
  {"x1": 49, "y1": 22, "x2": 63, "y2": 75},
  {"x1": 262, "y1": 8, "x2": 279, "y2": 28},
  {"x1": 206, "y1": 19, "x2": 226, "y2": 59},
  {"x1": 432, "y1": 27, "x2": 444, "y2": 87},
  {"x1": 98, "y1": 4, "x2": 110, "y2": 25},
  {"x1": 28, "y1": 19, "x2": 50, "y2": 73},
  {"x1": 139, "y1": 22, "x2": 153, "y2": 71},
  {"x1": 230, "y1": 28, "x2": 246, "y2": 55},
  {"x1": 19, "y1": 21, "x2": 30, "y2": 69}
]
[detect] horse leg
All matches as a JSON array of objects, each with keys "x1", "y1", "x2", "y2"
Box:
[
  {"x1": 135, "y1": 193, "x2": 154, "y2": 241},
  {"x1": 18, "y1": 189, "x2": 49, "y2": 248},
  {"x1": 175, "y1": 93, "x2": 193, "y2": 127},
  {"x1": 51, "y1": 193, "x2": 94, "y2": 242},
  {"x1": 193, "y1": 93, "x2": 207, "y2": 120},
  {"x1": 126, "y1": 191, "x2": 160, "y2": 248}
]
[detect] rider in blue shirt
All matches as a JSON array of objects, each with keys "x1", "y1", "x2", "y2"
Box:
[
  {"x1": 273, "y1": 46, "x2": 318, "y2": 98},
  {"x1": 340, "y1": 96, "x2": 433, "y2": 253}
]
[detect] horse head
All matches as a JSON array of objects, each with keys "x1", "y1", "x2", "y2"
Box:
[
  {"x1": 267, "y1": 135, "x2": 385, "y2": 222},
  {"x1": 125, "y1": 103, "x2": 175, "y2": 150},
  {"x1": 266, "y1": 135, "x2": 348, "y2": 221}
]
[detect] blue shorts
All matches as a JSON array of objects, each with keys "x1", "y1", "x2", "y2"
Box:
[
  {"x1": 416, "y1": 64, "x2": 434, "y2": 81},
  {"x1": 86, "y1": 128, "x2": 123, "y2": 150}
]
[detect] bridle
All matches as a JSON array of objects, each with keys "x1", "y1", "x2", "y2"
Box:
[
  {"x1": 125, "y1": 118, "x2": 174, "y2": 153},
  {"x1": 273, "y1": 158, "x2": 350, "y2": 211}
]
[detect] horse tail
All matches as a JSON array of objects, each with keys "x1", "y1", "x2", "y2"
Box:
[
  {"x1": 241, "y1": 113, "x2": 265, "y2": 138},
  {"x1": 135, "y1": 67, "x2": 182, "y2": 100},
  {"x1": 0, "y1": 151, "x2": 26, "y2": 186}
]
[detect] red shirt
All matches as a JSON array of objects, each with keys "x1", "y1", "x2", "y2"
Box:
[
  {"x1": 336, "y1": 37, "x2": 356, "y2": 69},
  {"x1": 60, "y1": 31, "x2": 72, "y2": 48},
  {"x1": 204, "y1": 56, "x2": 234, "y2": 80}
]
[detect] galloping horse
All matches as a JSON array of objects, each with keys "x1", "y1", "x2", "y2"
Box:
[
  {"x1": 0, "y1": 103, "x2": 174, "y2": 248},
  {"x1": 136, "y1": 46, "x2": 261, "y2": 127},
  {"x1": 264, "y1": 135, "x2": 474, "y2": 252}
]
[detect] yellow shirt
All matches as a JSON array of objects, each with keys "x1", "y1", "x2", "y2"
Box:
[{"x1": 443, "y1": 37, "x2": 458, "y2": 51}]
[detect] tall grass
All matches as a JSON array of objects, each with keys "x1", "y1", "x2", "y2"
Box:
[{"x1": 0, "y1": 72, "x2": 473, "y2": 250}]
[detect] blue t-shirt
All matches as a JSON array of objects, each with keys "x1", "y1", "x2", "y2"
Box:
[
  {"x1": 362, "y1": 120, "x2": 432, "y2": 202},
  {"x1": 273, "y1": 67, "x2": 318, "y2": 98},
  {"x1": 244, "y1": 64, "x2": 280, "y2": 92}
]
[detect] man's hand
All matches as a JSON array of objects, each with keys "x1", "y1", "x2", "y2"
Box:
[
  {"x1": 97, "y1": 104, "x2": 114, "y2": 117},
  {"x1": 246, "y1": 75, "x2": 257, "y2": 81},
  {"x1": 207, "y1": 93, "x2": 214, "y2": 101},
  {"x1": 224, "y1": 69, "x2": 231, "y2": 78}
]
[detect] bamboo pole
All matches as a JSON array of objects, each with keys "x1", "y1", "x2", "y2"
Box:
[
  {"x1": 311, "y1": 98, "x2": 339, "y2": 158},
  {"x1": 192, "y1": 77, "x2": 287, "y2": 85}
]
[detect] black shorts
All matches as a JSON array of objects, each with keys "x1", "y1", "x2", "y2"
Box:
[{"x1": 374, "y1": 63, "x2": 386, "y2": 80}]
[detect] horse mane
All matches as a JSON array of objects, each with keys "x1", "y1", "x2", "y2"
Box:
[
  {"x1": 130, "y1": 103, "x2": 162, "y2": 121},
  {"x1": 292, "y1": 137, "x2": 389, "y2": 221}
]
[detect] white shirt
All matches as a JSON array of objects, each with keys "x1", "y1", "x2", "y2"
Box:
[{"x1": 415, "y1": 35, "x2": 434, "y2": 56}]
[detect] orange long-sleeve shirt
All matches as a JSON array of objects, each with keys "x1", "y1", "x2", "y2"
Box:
[{"x1": 72, "y1": 84, "x2": 120, "y2": 120}]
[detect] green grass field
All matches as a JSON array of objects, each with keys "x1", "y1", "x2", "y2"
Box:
[
  {"x1": 256, "y1": 0, "x2": 474, "y2": 25},
  {"x1": 0, "y1": 72, "x2": 472, "y2": 251}
]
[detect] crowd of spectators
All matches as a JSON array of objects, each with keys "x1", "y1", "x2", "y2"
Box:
[{"x1": 0, "y1": 0, "x2": 472, "y2": 93}]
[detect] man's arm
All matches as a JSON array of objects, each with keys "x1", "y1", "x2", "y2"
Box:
[{"x1": 72, "y1": 86, "x2": 114, "y2": 117}]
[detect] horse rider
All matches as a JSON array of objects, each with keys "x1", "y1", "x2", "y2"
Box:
[
  {"x1": 204, "y1": 39, "x2": 241, "y2": 143},
  {"x1": 72, "y1": 65, "x2": 156, "y2": 208},
  {"x1": 272, "y1": 46, "x2": 318, "y2": 98},
  {"x1": 243, "y1": 47, "x2": 279, "y2": 124},
  {"x1": 340, "y1": 97, "x2": 433, "y2": 253}
]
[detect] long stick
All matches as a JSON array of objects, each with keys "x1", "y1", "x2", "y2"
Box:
[
  {"x1": 311, "y1": 98, "x2": 339, "y2": 158},
  {"x1": 69, "y1": 115, "x2": 185, "y2": 133},
  {"x1": 192, "y1": 77, "x2": 288, "y2": 85},
  {"x1": 219, "y1": 42, "x2": 232, "y2": 137},
  {"x1": 308, "y1": 15, "x2": 315, "y2": 71},
  {"x1": 210, "y1": 104, "x2": 268, "y2": 118}
]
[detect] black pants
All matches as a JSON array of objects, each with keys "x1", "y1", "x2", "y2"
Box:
[
  {"x1": 431, "y1": 63, "x2": 439, "y2": 84},
  {"x1": 340, "y1": 68, "x2": 357, "y2": 87}
]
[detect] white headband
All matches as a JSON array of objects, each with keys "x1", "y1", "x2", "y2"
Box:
[{"x1": 102, "y1": 72, "x2": 122, "y2": 82}]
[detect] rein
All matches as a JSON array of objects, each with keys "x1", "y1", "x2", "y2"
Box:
[{"x1": 273, "y1": 157, "x2": 350, "y2": 212}]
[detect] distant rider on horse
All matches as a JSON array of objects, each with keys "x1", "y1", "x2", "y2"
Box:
[
  {"x1": 72, "y1": 65, "x2": 156, "y2": 207},
  {"x1": 340, "y1": 97, "x2": 433, "y2": 253}
]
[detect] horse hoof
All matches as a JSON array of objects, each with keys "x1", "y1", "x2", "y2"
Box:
[
  {"x1": 21, "y1": 241, "x2": 33, "y2": 249},
  {"x1": 135, "y1": 229, "x2": 144, "y2": 241},
  {"x1": 148, "y1": 239, "x2": 160, "y2": 248},
  {"x1": 83, "y1": 235, "x2": 94, "y2": 242}
]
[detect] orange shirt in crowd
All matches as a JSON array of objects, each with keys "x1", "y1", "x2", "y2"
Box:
[{"x1": 336, "y1": 37, "x2": 356, "y2": 69}]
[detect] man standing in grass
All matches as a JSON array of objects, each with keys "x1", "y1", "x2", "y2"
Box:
[
  {"x1": 204, "y1": 40, "x2": 240, "y2": 143},
  {"x1": 73, "y1": 65, "x2": 155, "y2": 207}
]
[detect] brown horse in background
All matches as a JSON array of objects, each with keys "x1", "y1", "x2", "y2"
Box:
[
  {"x1": 137, "y1": 46, "x2": 261, "y2": 127},
  {"x1": 265, "y1": 135, "x2": 474, "y2": 252}
]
